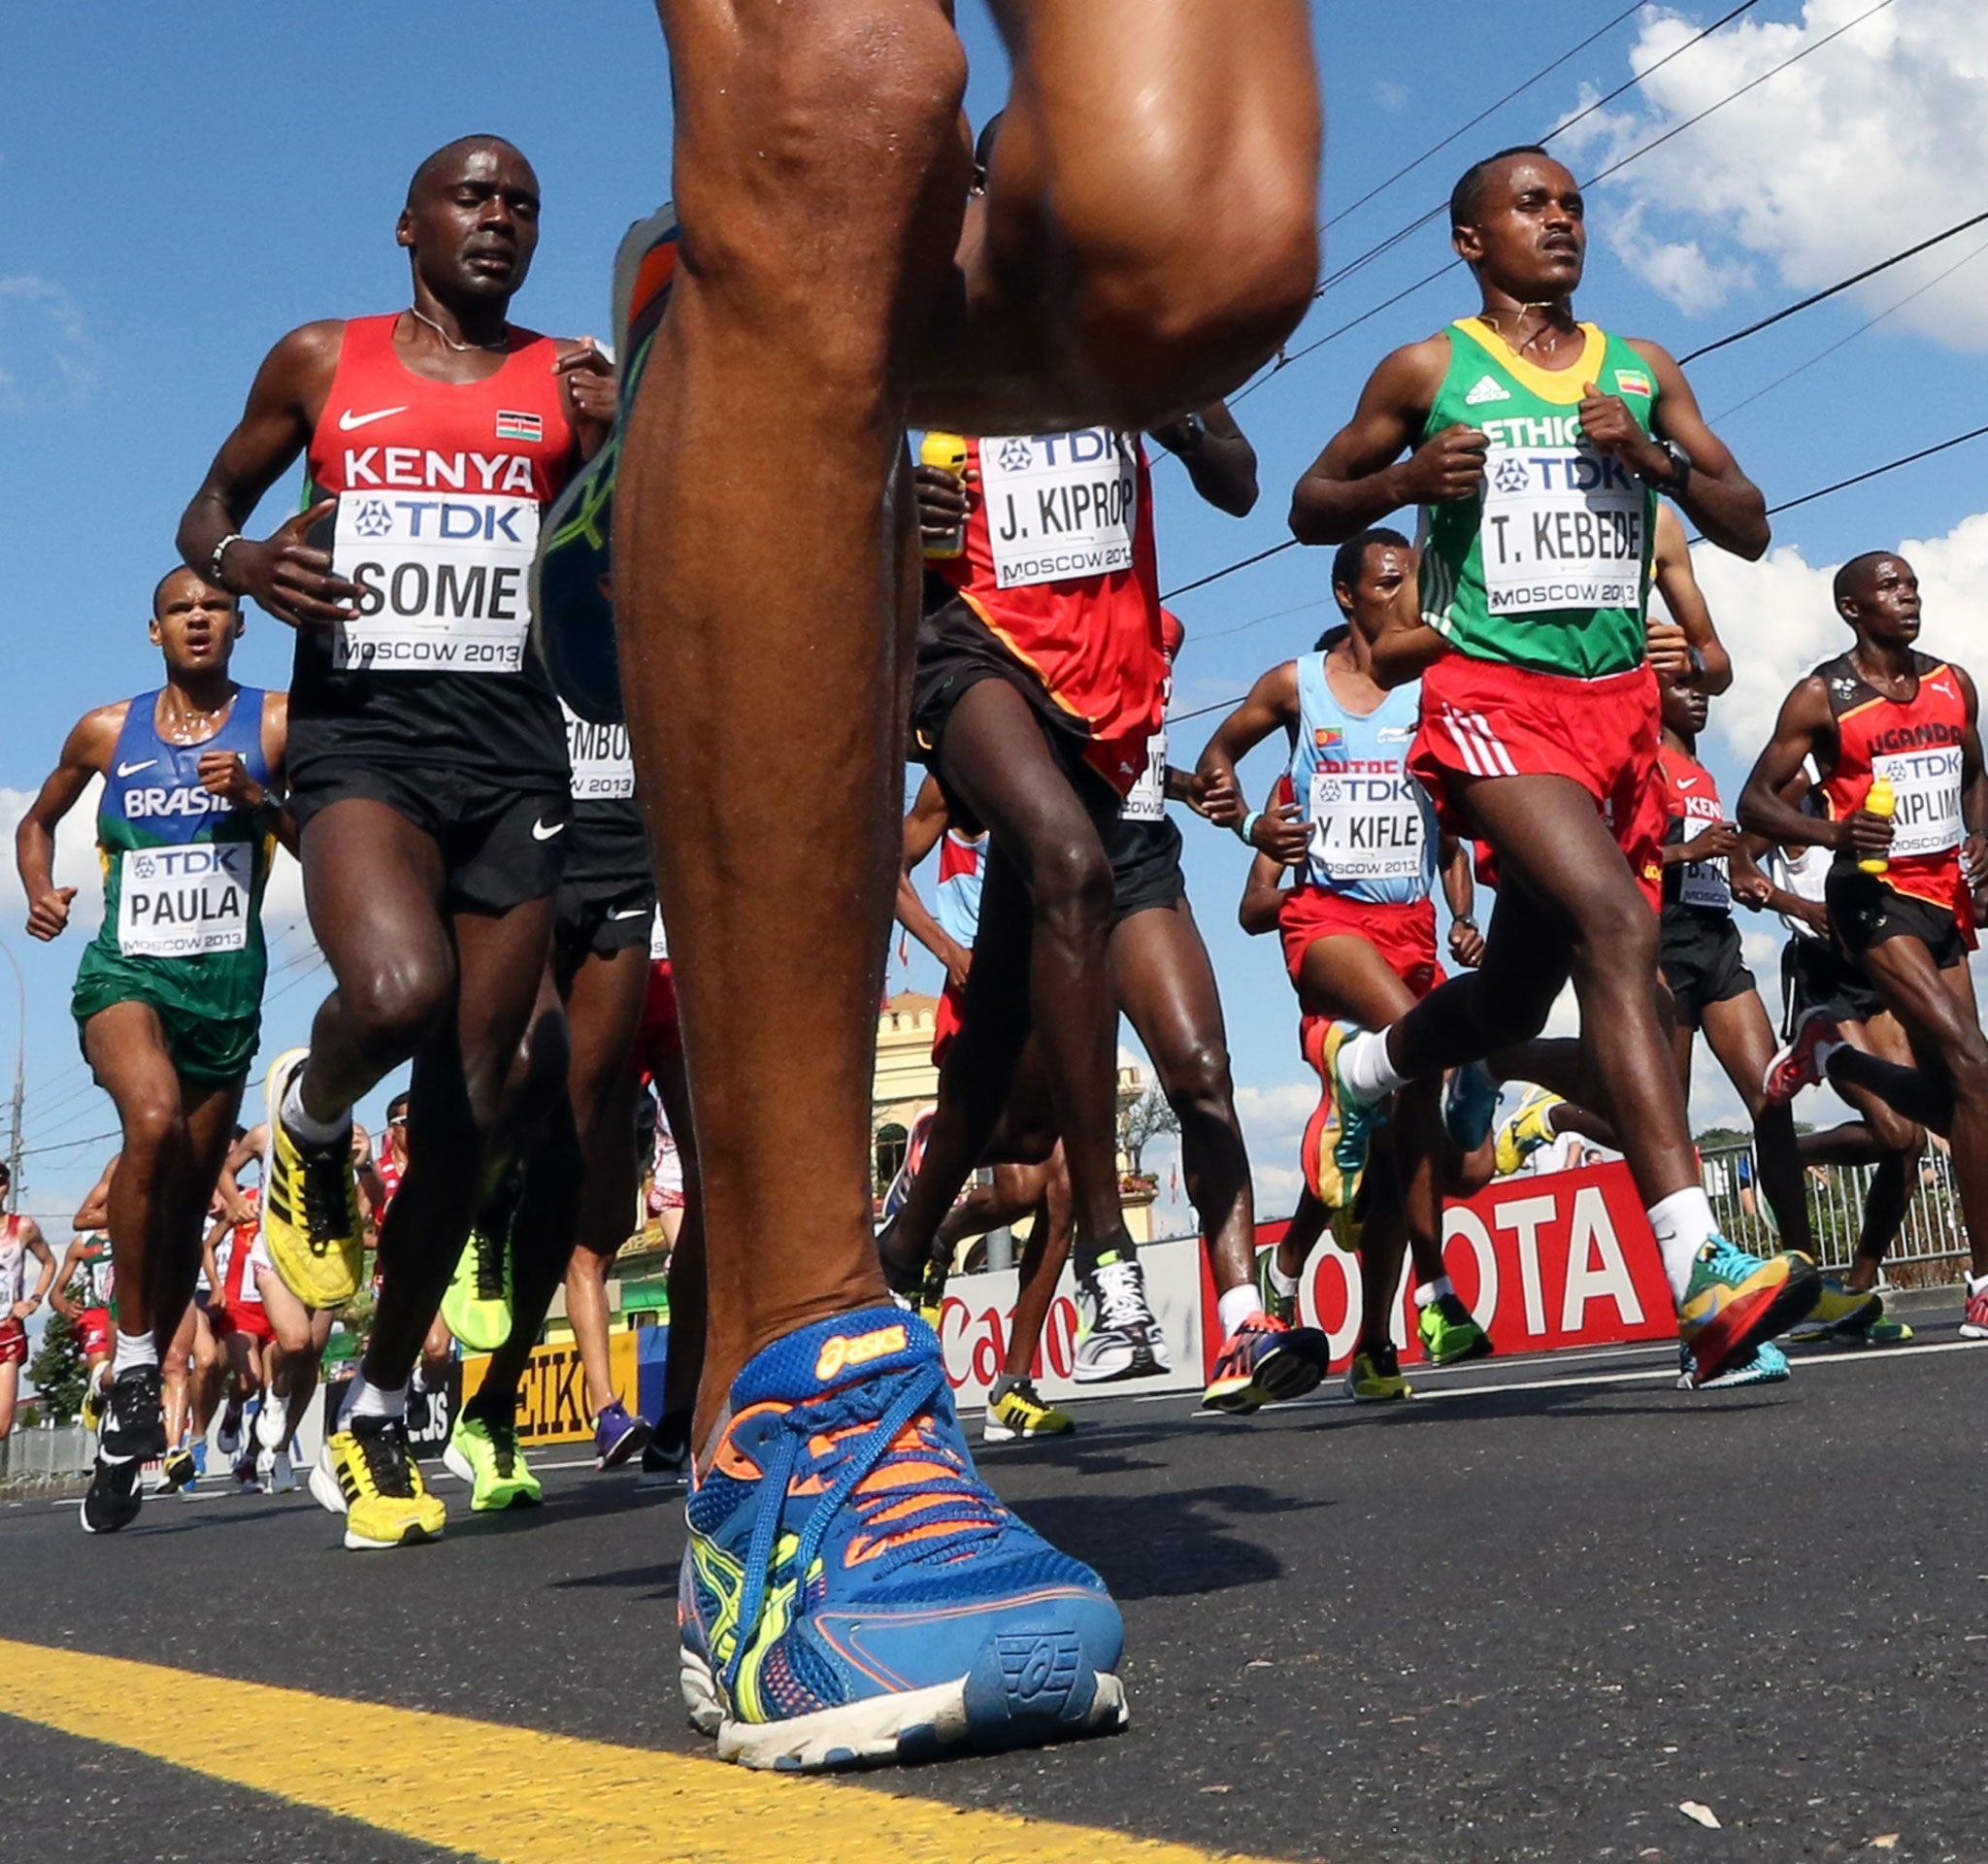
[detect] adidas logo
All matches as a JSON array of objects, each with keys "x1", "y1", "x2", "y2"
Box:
[{"x1": 1464, "y1": 376, "x2": 1511, "y2": 406}]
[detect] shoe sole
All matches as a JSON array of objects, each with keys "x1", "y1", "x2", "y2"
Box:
[
  {"x1": 1343, "y1": 1375, "x2": 1411, "y2": 1403},
  {"x1": 79, "y1": 1460, "x2": 144, "y2": 1534},
  {"x1": 309, "y1": 1455, "x2": 348, "y2": 1516},
  {"x1": 1070, "y1": 1349, "x2": 1168, "y2": 1384},
  {"x1": 1686, "y1": 1258, "x2": 1823, "y2": 1384},
  {"x1": 342, "y1": 1519, "x2": 445, "y2": 1551},
  {"x1": 1424, "y1": 1332, "x2": 1496, "y2": 1367},
  {"x1": 680, "y1": 1639, "x2": 1127, "y2": 1773},
  {"x1": 1202, "y1": 1338, "x2": 1332, "y2": 1415},
  {"x1": 982, "y1": 1416, "x2": 1075, "y2": 1442},
  {"x1": 1761, "y1": 1008, "x2": 1830, "y2": 1107},
  {"x1": 596, "y1": 1418, "x2": 652, "y2": 1471},
  {"x1": 1960, "y1": 1323, "x2": 1988, "y2": 1340},
  {"x1": 443, "y1": 1440, "x2": 542, "y2": 1511}
]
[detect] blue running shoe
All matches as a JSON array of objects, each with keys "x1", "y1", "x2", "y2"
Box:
[
  {"x1": 592, "y1": 1399, "x2": 651, "y2": 1472},
  {"x1": 1677, "y1": 1338, "x2": 1791, "y2": 1389},
  {"x1": 532, "y1": 203, "x2": 679, "y2": 726},
  {"x1": 1442, "y1": 1060, "x2": 1500, "y2": 1153},
  {"x1": 679, "y1": 1305, "x2": 1126, "y2": 1771}
]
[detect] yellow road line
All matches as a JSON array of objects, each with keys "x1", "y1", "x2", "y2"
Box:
[{"x1": 0, "y1": 1638, "x2": 1287, "y2": 1864}]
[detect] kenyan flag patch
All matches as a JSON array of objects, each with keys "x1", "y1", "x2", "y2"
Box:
[
  {"x1": 1613, "y1": 369, "x2": 1653, "y2": 400},
  {"x1": 495, "y1": 409, "x2": 544, "y2": 443}
]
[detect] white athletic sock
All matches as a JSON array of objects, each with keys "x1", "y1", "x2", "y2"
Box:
[
  {"x1": 281, "y1": 1072, "x2": 349, "y2": 1149},
  {"x1": 1646, "y1": 1186, "x2": 1720, "y2": 1303},
  {"x1": 1815, "y1": 1035, "x2": 1846, "y2": 1077},
  {"x1": 1265, "y1": 1254, "x2": 1301, "y2": 1299},
  {"x1": 1413, "y1": 1276, "x2": 1455, "y2": 1310},
  {"x1": 347, "y1": 1376, "x2": 408, "y2": 1422},
  {"x1": 1217, "y1": 1283, "x2": 1264, "y2": 1337},
  {"x1": 1337, "y1": 1028, "x2": 1409, "y2": 1106},
  {"x1": 112, "y1": 1328, "x2": 157, "y2": 1375}
]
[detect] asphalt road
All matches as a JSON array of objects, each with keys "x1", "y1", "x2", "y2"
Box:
[{"x1": 3, "y1": 1293, "x2": 1982, "y2": 1864}]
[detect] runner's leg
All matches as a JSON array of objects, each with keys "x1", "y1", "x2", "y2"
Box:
[
  {"x1": 1795, "y1": 1016, "x2": 1924, "y2": 1288},
  {"x1": 651, "y1": 1046, "x2": 707, "y2": 1427},
  {"x1": 1001, "y1": 1151, "x2": 1074, "y2": 1381},
  {"x1": 1109, "y1": 898, "x2": 1253, "y2": 1296},
  {"x1": 1700, "y1": 989, "x2": 1811, "y2": 1250}
]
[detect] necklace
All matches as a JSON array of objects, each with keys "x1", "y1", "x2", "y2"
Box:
[
  {"x1": 159, "y1": 689, "x2": 234, "y2": 745},
  {"x1": 1480, "y1": 302, "x2": 1574, "y2": 358},
  {"x1": 407, "y1": 304, "x2": 509, "y2": 354}
]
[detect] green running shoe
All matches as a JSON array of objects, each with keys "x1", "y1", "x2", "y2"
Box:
[
  {"x1": 443, "y1": 1411, "x2": 543, "y2": 1512},
  {"x1": 1344, "y1": 1342, "x2": 1411, "y2": 1403},
  {"x1": 1256, "y1": 1247, "x2": 1297, "y2": 1326},
  {"x1": 1785, "y1": 1275, "x2": 1883, "y2": 1344},
  {"x1": 1417, "y1": 1292, "x2": 1494, "y2": 1365},
  {"x1": 440, "y1": 1216, "x2": 514, "y2": 1353}
]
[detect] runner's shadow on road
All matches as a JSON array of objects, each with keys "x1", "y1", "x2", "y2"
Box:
[
  {"x1": 1011, "y1": 1482, "x2": 1310, "y2": 1601},
  {"x1": 1342, "y1": 1385, "x2": 1788, "y2": 1428},
  {"x1": 547, "y1": 1557, "x2": 681, "y2": 1603}
]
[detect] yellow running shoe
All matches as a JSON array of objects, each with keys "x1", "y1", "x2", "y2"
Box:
[
  {"x1": 1495, "y1": 1087, "x2": 1564, "y2": 1177},
  {"x1": 443, "y1": 1411, "x2": 543, "y2": 1510},
  {"x1": 1344, "y1": 1343, "x2": 1411, "y2": 1403},
  {"x1": 439, "y1": 1223, "x2": 514, "y2": 1352},
  {"x1": 259, "y1": 1049, "x2": 363, "y2": 1308},
  {"x1": 983, "y1": 1378, "x2": 1075, "y2": 1442},
  {"x1": 309, "y1": 1415, "x2": 447, "y2": 1550}
]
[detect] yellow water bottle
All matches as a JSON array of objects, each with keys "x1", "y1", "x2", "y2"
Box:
[
  {"x1": 918, "y1": 431, "x2": 969, "y2": 561},
  {"x1": 1858, "y1": 773, "x2": 1895, "y2": 875}
]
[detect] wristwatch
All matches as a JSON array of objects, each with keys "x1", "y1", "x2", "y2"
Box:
[{"x1": 1640, "y1": 438, "x2": 1692, "y2": 493}]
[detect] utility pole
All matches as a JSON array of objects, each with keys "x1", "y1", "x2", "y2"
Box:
[{"x1": 0, "y1": 935, "x2": 23, "y2": 1213}]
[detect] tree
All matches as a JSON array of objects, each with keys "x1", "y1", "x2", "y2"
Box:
[
  {"x1": 27, "y1": 1307, "x2": 87, "y2": 1424},
  {"x1": 1118, "y1": 1082, "x2": 1178, "y2": 1174}
]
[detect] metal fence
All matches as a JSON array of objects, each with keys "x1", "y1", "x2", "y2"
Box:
[
  {"x1": 0, "y1": 1423, "x2": 93, "y2": 1485},
  {"x1": 1700, "y1": 1137, "x2": 1969, "y2": 1284}
]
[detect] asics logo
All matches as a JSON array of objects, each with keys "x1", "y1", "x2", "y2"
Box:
[
  {"x1": 814, "y1": 1323, "x2": 907, "y2": 1381},
  {"x1": 338, "y1": 406, "x2": 410, "y2": 432},
  {"x1": 115, "y1": 758, "x2": 158, "y2": 778}
]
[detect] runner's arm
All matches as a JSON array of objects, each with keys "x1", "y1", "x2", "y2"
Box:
[
  {"x1": 1646, "y1": 503, "x2": 1732, "y2": 695},
  {"x1": 1738, "y1": 678, "x2": 1888, "y2": 858},
  {"x1": 1952, "y1": 666, "x2": 1988, "y2": 909},
  {"x1": 1152, "y1": 399, "x2": 1257, "y2": 517},
  {"x1": 1289, "y1": 339, "x2": 1465, "y2": 544},
  {"x1": 894, "y1": 775, "x2": 973, "y2": 991},
  {"x1": 177, "y1": 321, "x2": 364, "y2": 629},
  {"x1": 72, "y1": 1157, "x2": 116, "y2": 1234},
  {"x1": 1238, "y1": 844, "x2": 1290, "y2": 936},
  {"x1": 17, "y1": 707, "x2": 121, "y2": 943},
  {"x1": 1729, "y1": 845, "x2": 1773, "y2": 911},
  {"x1": 47, "y1": 1240, "x2": 83, "y2": 1320},
  {"x1": 1625, "y1": 341, "x2": 1769, "y2": 561},
  {"x1": 1195, "y1": 661, "x2": 1301, "y2": 828},
  {"x1": 553, "y1": 337, "x2": 615, "y2": 463},
  {"x1": 15, "y1": 1223, "x2": 56, "y2": 1319},
  {"x1": 1441, "y1": 836, "x2": 1483, "y2": 967}
]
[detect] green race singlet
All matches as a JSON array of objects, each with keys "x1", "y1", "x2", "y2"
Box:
[{"x1": 1417, "y1": 319, "x2": 1659, "y2": 680}]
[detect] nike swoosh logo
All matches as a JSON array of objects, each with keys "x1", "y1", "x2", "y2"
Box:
[
  {"x1": 610, "y1": 907, "x2": 646, "y2": 919},
  {"x1": 531, "y1": 819, "x2": 566, "y2": 841},
  {"x1": 116, "y1": 759, "x2": 157, "y2": 778},
  {"x1": 337, "y1": 406, "x2": 410, "y2": 432}
]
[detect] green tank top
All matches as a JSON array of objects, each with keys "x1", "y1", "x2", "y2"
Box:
[
  {"x1": 1417, "y1": 319, "x2": 1658, "y2": 680},
  {"x1": 75, "y1": 686, "x2": 275, "y2": 1024}
]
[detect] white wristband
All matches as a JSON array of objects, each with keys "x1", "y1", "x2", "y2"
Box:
[{"x1": 210, "y1": 533, "x2": 244, "y2": 585}]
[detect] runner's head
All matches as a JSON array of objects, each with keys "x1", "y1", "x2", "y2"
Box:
[
  {"x1": 397, "y1": 135, "x2": 541, "y2": 309},
  {"x1": 1659, "y1": 672, "x2": 1708, "y2": 740},
  {"x1": 149, "y1": 567, "x2": 242, "y2": 675},
  {"x1": 1834, "y1": 551, "x2": 1921, "y2": 647},
  {"x1": 384, "y1": 1090, "x2": 411, "y2": 1157},
  {"x1": 1330, "y1": 527, "x2": 1414, "y2": 645},
  {"x1": 1449, "y1": 147, "x2": 1584, "y2": 301},
  {"x1": 1160, "y1": 607, "x2": 1185, "y2": 663}
]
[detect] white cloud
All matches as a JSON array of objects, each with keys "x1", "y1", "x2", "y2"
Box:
[
  {"x1": 0, "y1": 275, "x2": 97, "y2": 409},
  {"x1": 1560, "y1": 0, "x2": 1988, "y2": 346},
  {"x1": 1693, "y1": 506, "x2": 1988, "y2": 763},
  {"x1": 0, "y1": 780, "x2": 109, "y2": 935}
]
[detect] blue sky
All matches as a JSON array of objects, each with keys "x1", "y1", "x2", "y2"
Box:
[{"x1": 5, "y1": 0, "x2": 1987, "y2": 1235}]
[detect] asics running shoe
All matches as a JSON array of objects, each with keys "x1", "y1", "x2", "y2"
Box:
[
  {"x1": 311, "y1": 1415, "x2": 447, "y2": 1550},
  {"x1": 983, "y1": 1378, "x2": 1075, "y2": 1443},
  {"x1": 1256, "y1": 1247, "x2": 1299, "y2": 1326},
  {"x1": 1344, "y1": 1343, "x2": 1411, "y2": 1403},
  {"x1": 678, "y1": 1305, "x2": 1125, "y2": 1771},
  {"x1": 1073, "y1": 1254, "x2": 1171, "y2": 1382},
  {"x1": 1764, "y1": 1006, "x2": 1840, "y2": 1107},
  {"x1": 1962, "y1": 1279, "x2": 1988, "y2": 1341},
  {"x1": 638, "y1": 1408, "x2": 694, "y2": 1491},
  {"x1": 533, "y1": 202, "x2": 680, "y2": 725},
  {"x1": 1677, "y1": 1339, "x2": 1791, "y2": 1389},
  {"x1": 1300, "y1": 1019, "x2": 1375, "y2": 1210},
  {"x1": 1417, "y1": 1292, "x2": 1494, "y2": 1365},
  {"x1": 1783, "y1": 1274, "x2": 1882, "y2": 1344},
  {"x1": 81, "y1": 1365, "x2": 164, "y2": 1534},
  {"x1": 445, "y1": 1410, "x2": 544, "y2": 1512},
  {"x1": 156, "y1": 1447, "x2": 197, "y2": 1494},
  {"x1": 260, "y1": 1049, "x2": 363, "y2": 1308},
  {"x1": 1494, "y1": 1086, "x2": 1563, "y2": 1177},
  {"x1": 593, "y1": 1398, "x2": 651, "y2": 1471},
  {"x1": 1202, "y1": 1314, "x2": 1331, "y2": 1415},
  {"x1": 1443, "y1": 1060, "x2": 1501, "y2": 1153},
  {"x1": 1676, "y1": 1236, "x2": 1821, "y2": 1385},
  {"x1": 440, "y1": 1220, "x2": 514, "y2": 1353}
]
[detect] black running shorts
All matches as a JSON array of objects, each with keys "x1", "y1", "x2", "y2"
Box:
[
  {"x1": 1659, "y1": 907, "x2": 1754, "y2": 1027},
  {"x1": 554, "y1": 876, "x2": 656, "y2": 968},
  {"x1": 1103, "y1": 815, "x2": 1187, "y2": 926},
  {"x1": 1826, "y1": 866, "x2": 1971, "y2": 971},
  {"x1": 290, "y1": 763, "x2": 570, "y2": 914},
  {"x1": 1779, "y1": 933, "x2": 1882, "y2": 1039}
]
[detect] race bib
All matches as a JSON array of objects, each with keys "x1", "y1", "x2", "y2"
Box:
[
  {"x1": 1121, "y1": 727, "x2": 1168, "y2": 822},
  {"x1": 1478, "y1": 430, "x2": 1645, "y2": 615},
  {"x1": 1873, "y1": 746, "x2": 1964, "y2": 859},
  {"x1": 1675, "y1": 792, "x2": 1731, "y2": 912},
  {"x1": 331, "y1": 490, "x2": 539, "y2": 673},
  {"x1": 565, "y1": 705, "x2": 635, "y2": 801},
  {"x1": 650, "y1": 907, "x2": 670, "y2": 963},
  {"x1": 1308, "y1": 767, "x2": 1427, "y2": 883},
  {"x1": 116, "y1": 843, "x2": 253, "y2": 958},
  {"x1": 978, "y1": 429, "x2": 1137, "y2": 589}
]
